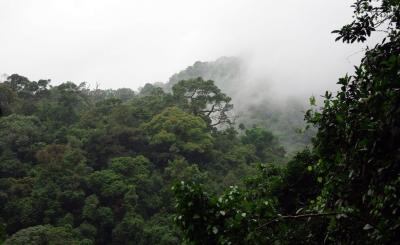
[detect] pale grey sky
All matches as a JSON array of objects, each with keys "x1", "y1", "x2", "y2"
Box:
[{"x1": 0, "y1": 0, "x2": 374, "y2": 93}]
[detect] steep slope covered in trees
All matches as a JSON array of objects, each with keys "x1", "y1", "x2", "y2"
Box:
[
  {"x1": 0, "y1": 1, "x2": 398, "y2": 244},
  {"x1": 165, "y1": 57, "x2": 313, "y2": 154},
  {"x1": 0, "y1": 76, "x2": 285, "y2": 244},
  {"x1": 174, "y1": 0, "x2": 400, "y2": 243}
]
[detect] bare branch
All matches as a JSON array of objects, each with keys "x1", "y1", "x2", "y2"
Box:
[{"x1": 256, "y1": 212, "x2": 341, "y2": 230}]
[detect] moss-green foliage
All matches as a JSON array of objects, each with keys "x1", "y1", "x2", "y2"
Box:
[
  {"x1": 142, "y1": 107, "x2": 213, "y2": 162},
  {"x1": 173, "y1": 150, "x2": 323, "y2": 244},
  {"x1": 1, "y1": 2, "x2": 397, "y2": 243},
  {"x1": 305, "y1": 2, "x2": 400, "y2": 241},
  {"x1": 174, "y1": 0, "x2": 400, "y2": 244},
  {"x1": 172, "y1": 77, "x2": 233, "y2": 127},
  {"x1": 0, "y1": 74, "x2": 286, "y2": 244},
  {"x1": 3, "y1": 225, "x2": 84, "y2": 245},
  {"x1": 165, "y1": 57, "x2": 313, "y2": 154}
]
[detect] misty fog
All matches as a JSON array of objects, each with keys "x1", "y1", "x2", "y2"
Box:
[
  {"x1": 1, "y1": 1, "x2": 398, "y2": 243},
  {"x1": 1, "y1": 0, "x2": 383, "y2": 154},
  {"x1": 0, "y1": 0, "x2": 379, "y2": 97}
]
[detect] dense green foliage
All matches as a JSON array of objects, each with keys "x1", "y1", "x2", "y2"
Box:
[
  {"x1": 1, "y1": 1, "x2": 398, "y2": 244},
  {"x1": 165, "y1": 57, "x2": 313, "y2": 154},
  {"x1": 0, "y1": 76, "x2": 285, "y2": 244},
  {"x1": 174, "y1": 0, "x2": 400, "y2": 244},
  {"x1": 306, "y1": 1, "x2": 400, "y2": 241},
  {"x1": 174, "y1": 150, "x2": 322, "y2": 244}
]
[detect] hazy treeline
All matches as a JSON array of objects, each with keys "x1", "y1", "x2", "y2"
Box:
[
  {"x1": 0, "y1": 0, "x2": 399, "y2": 244},
  {"x1": 165, "y1": 57, "x2": 314, "y2": 154},
  {"x1": 0, "y1": 75, "x2": 286, "y2": 244},
  {"x1": 173, "y1": 0, "x2": 400, "y2": 243}
]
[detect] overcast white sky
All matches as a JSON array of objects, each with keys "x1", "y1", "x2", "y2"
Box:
[{"x1": 0, "y1": 0, "x2": 375, "y2": 92}]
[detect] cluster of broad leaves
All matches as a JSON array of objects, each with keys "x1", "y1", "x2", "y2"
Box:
[
  {"x1": 174, "y1": 150, "x2": 324, "y2": 244},
  {"x1": 0, "y1": 74, "x2": 286, "y2": 244},
  {"x1": 174, "y1": 0, "x2": 400, "y2": 244},
  {"x1": 0, "y1": 1, "x2": 398, "y2": 244}
]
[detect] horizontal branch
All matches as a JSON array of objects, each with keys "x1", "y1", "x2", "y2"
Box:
[{"x1": 256, "y1": 212, "x2": 341, "y2": 230}]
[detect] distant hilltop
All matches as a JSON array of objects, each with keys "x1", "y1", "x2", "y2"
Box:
[
  {"x1": 165, "y1": 56, "x2": 243, "y2": 94},
  {"x1": 161, "y1": 56, "x2": 313, "y2": 154}
]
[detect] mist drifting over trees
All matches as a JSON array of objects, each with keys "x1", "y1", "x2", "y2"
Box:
[{"x1": 0, "y1": 0, "x2": 399, "y2": 244}]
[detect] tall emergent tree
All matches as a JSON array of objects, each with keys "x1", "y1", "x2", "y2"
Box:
[
  {"x1": 172, "y1": 77, "x2": 233, "y2": 127},
  {"x1": 174, "y1": 0, "x2": 400, "y2": 243},
  {"x1": 2, "y1": 72, "x2": 279, "y2": 243}
]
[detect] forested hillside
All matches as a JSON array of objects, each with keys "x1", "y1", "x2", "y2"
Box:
[
  {"x1": 165, "y1": 57, "x2": 313, "y2": 154},
  {"x1": 174, "y1": 0, "x2": 400, "y2": 244},
  {"x1": 0, "y1": 75, "x2": 285, "y2": 244},
  {"x1": 0, "y1": 0, "x2": 399, "y2": 244}
]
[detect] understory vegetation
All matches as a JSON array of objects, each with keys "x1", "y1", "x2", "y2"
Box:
[
  {"x1": 0, "y1": 74, "x2": 287, "y2": 244},
  {"x1": 0, "y1": 0, "x2": 399, "y2": 244}
]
